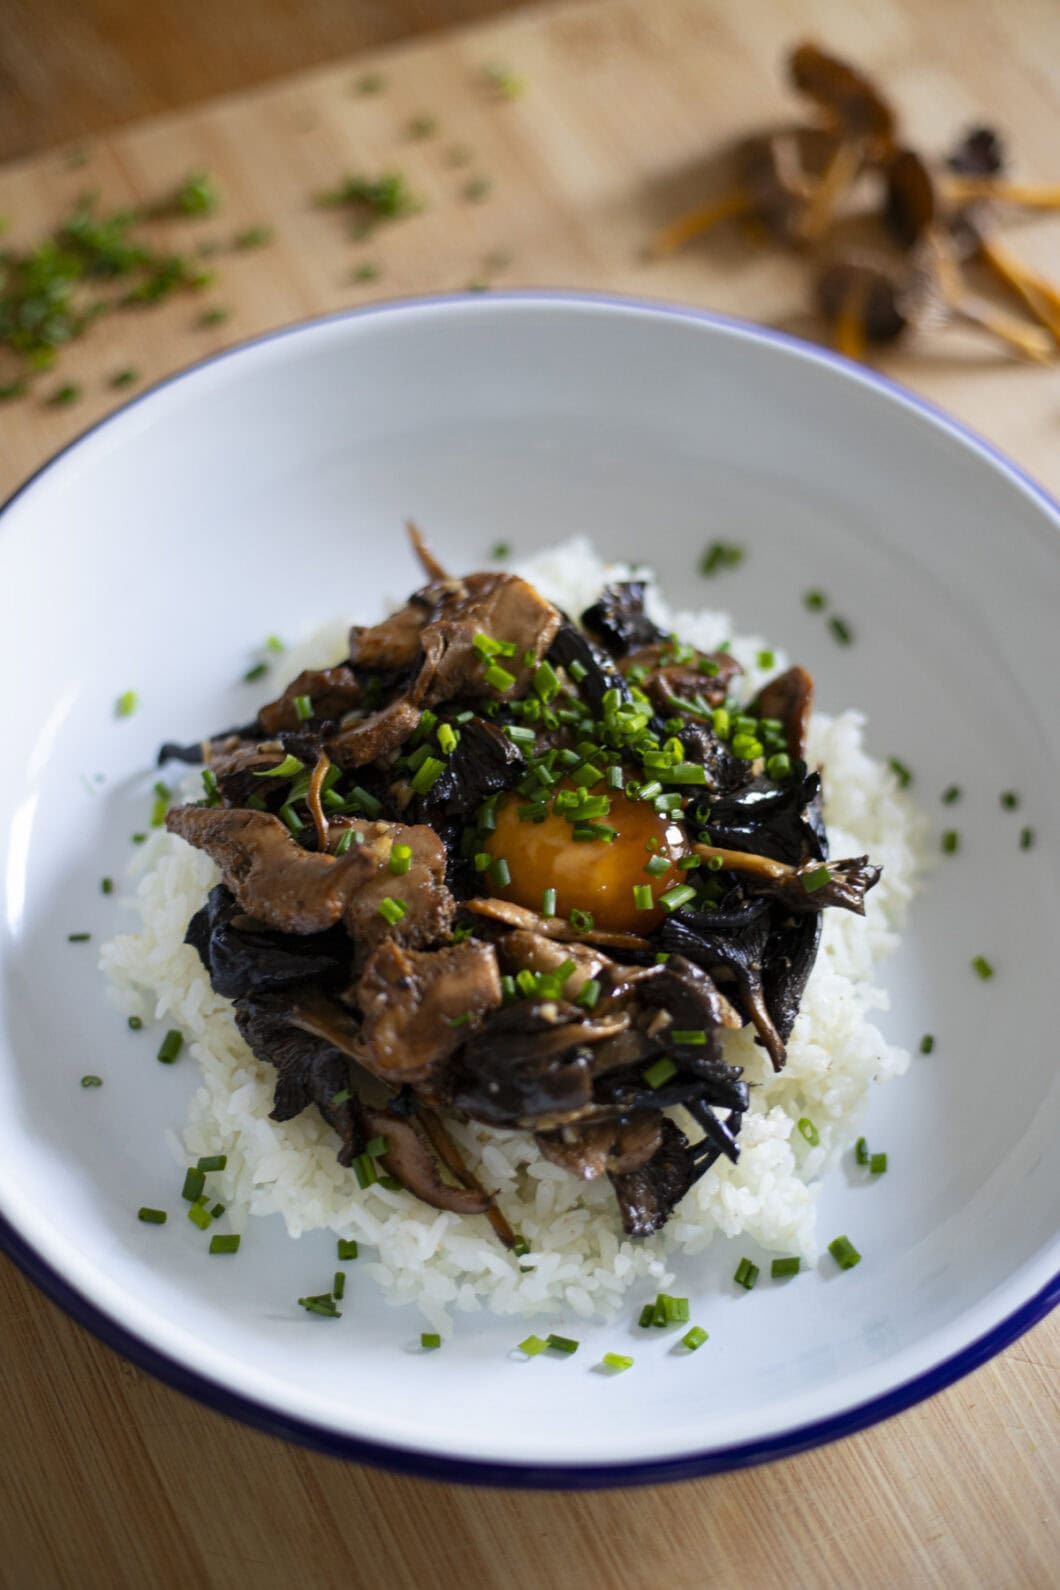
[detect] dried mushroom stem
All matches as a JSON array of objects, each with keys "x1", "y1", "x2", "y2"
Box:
[
  {"x1": 798, "y1": 136, "x2": 864, "y2": 243},
  {"x1": 943, "y1": 177, "x2": 1060, "y2": 209},
  {"x1": 929, "y1": 231, "x2": 1054, "y2": 362},
  {"x1": 832, "y1": 273, "x2": 870, "y2": 361},
  {"x1": 650, "y1": 189, "x2": 757, "y2": 258},
  {"x1": 406, "y1": 519, "x2": 450, "y2": 582},
  {"x1": 977, "y1": 237, "x2": 1060, "y2": 343}
]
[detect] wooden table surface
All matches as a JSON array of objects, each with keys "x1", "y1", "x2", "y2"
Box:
[{"x1": 1, "y1": 2, "x2": 1058, "y2": 1585}]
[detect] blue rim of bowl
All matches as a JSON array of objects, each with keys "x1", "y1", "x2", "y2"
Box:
[{"x1": 1, "y1": 290, "x2": 1058, "y2": 1487}]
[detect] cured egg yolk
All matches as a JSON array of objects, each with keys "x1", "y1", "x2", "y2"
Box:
[{"x1": 484, "y1": 788, "x2": 686, "y2": 933}]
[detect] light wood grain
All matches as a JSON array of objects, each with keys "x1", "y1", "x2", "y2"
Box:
[{"x1": 1, "y1": 3, "x2": 1059, "y2": 1586}]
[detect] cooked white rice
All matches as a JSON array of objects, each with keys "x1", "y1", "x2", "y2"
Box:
[{"x1": 101, "y1": 539, "x2": 922, "y2": 1331}]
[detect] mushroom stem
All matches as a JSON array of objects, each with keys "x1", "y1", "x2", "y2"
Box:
[
  {"x1": 307, "y1": 751, "x2": 332, "y2": 854},
  {"x1": 977, "y1": 238, "x2": 1060, "y2": 343},
  {"x1": 650, "y1": 189, "x2": 757, "y2": 258},
  {"x1": 406, "y1": 519, "x2": 450, "y2": 582},
  {"x1": 943, "y1": 178, "x2": 1060, "y2": 209},
  {"x1": 417, "y1": 1109, "x2": 517, "y2": 1248},
  {"x1": 693, "y1": 844, "x2": 793, "y2": 881},
  {"x1": 831, "y1": 274, "x2": 869, "y2": 361},
  {"x1": 798, "y1": 136, "x2": 863, "y2": 243}
]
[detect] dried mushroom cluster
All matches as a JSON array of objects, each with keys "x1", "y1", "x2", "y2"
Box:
[{"x1": 653, "y1": 42, "x2": 1060, "y2": 364}]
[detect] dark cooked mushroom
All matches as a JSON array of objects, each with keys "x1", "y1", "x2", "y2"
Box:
[
  {"x1": 695, "y1": 770, "x2": 826, "y2": 867},
  {"x1": 947, "y1": 126, "x2": 1005, "y2": 177},
  {"x1": 536, "y1": 1111, "x2": 662, "y2": 1182},
  {"x1": 580, "y1": 581, "x2": 667, "y2": 655},
  {"x1": 787, "y1": 42, "x2": 895, "y2": 154},
  {"x1": 609, "y1": 1117, "x2": 696, "y2": 1237},
  {"x1": 407, "y1": 714, "x2": 524, "y2": 825},
  {"x1": 659, "y1": 895, "x2": 786, "y2": 1068},
  {"x1": 360, "y1": 1107, "x2": 493, "y2": 1217},
  {"x1": 815, "y1": 257, "x2": 907, "y2": 359},
  {"x1": 185, "y1": 884, "x2": 349, "y2": 999},
  {"x1": 619, "y1": 640, "x2": 741, "y2": 714},
  {"x1": 547, "y1": 620, "x2": 632, "y2": 715},
  {"x1": 693, "y1": 845, "x2": 881, "y2": 915},
  {"x1": 883, "y1": 146, "x2": 937, "y2": 248},
  {"x1": 234, "y1": 993, "x2": 362, "y2": 1164}
]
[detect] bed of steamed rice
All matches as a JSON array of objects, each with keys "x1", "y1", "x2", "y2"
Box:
[{"x1": 100, "y1": 539, "x2": 923, "y2": 1332}]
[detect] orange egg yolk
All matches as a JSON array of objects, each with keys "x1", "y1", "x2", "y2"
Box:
[{"x1": 484, "y1": 787, "x2": 686, "y2": 933}]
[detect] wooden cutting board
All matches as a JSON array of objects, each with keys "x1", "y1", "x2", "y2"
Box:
[{"x1": 1, "y1": 2, "x2": 1058, "y2": 1585}]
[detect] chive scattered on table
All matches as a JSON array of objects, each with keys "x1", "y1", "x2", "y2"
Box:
[
  {"x1": 734, "y1": 1257, "x2": 759, "y2": 1290},
  {"x1": 137, "y1": 1207, "x2": 167, "y2": 1225},
  {"x1": 771, "y1": 1256, "x2": 801, "y2": 1278},
  {"x1": 421, "y1": 1332, "x2": 442, "y2": 1349},
  {"x1": 337, "y1": 1239, "x2": 359, "y2": 1261},
  {"x1": 209, "y1": 1234, "x2": 240, "y2": 1254},
  {"x1": 919, "y1": 1033, "x2": 935, "y2": 1054},
  {"x1": 80, "y1": 1074, "x2": 103, "y2": 1088},
  {"x1": 546, "y1": 1333, "x2": 579, "y2": 1355},
  {"x1": 157, "y1": 1028, "x2": 183, "y2": 1064},
  {"x1": 601, "y1": 1353, "x2": 633, "y2": 1372},
  {"x1": 971, "y1": 955, "x2": 994, "y2": 980},
  {"x1": 681, "y1": 1326, "x2": 708, "y2": 1351},
  {"x1": 517, "y1": 1334, "x2": 548, "y2": 1356}
]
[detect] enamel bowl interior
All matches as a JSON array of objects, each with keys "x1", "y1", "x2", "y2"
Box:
[{"x1": 1, "y1": 295, "x2": 1057, "y2": 1483}]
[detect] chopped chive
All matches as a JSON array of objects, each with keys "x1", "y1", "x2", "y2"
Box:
[
  {"x1": 298, "y1": 1296, "x2": 341, "y2": 1317},
  {"x1": 888, "y1": 757, "x2": 913, "y2": 789},
  {"x1": 80, "y1": 1074, "x2": 103, "y2": 1088},
  {"x1": 331, "y1": 1088, "x2": 352, "y2": 1105},
  {"x1": 365, "y1": 1135, "x2": 388, "y2": 1159},
  {"x1": 1020, "y1": 827, "x2": 1035, "y2": 850},
  {"x1": 157, "y1": 1029, "x2": 183, "y2": 1064},
  {"x1": 484, "y1": 662, "x2": 515, "y2": 692},
  {"x1": 377, "y1": 896, "x2": 407, "y2": 926},
  {"x1": 771, "y1": 1256, "x2": 801, "y2": 1278},
  {"x1": 252, "y1": 753, "x2": 304, "y2": 779},
  {"x1": 919, "y1": 1034, "x2": 935, "y2": 1054},
  {"x1": 421, "y1": 1331, "x2": 442, "y2": 1349},
  {"x1": 971, "y1": 955, "x2": 994, "y2": 980},
  {"x1": 756, "y1": 650, "x2": 775, "y2": 669},
  {"x1": 333, "y1": 1271, "x2": 346, "y2": 1300},
  {"x1": 100, "y1": 877, "x2": 114, "y2": 895},
  {"x1": 576, "y1": 978, "x2": 601, "y2": 1010},
  {"x1": 187, "y1": 1202, "x2": 212, "y2": 1231},
  {"x1": 111, "y1": 367, "x2": 140, "y2": 388},
  {"x1": 533, "y1": 660, "x2": 559, "y2": 702},
  {"x1": 632, "y1": 883, "x2": 654, "y2": 911},
  {"x1": 196, "y1": 1154, "x2": 227, "y2": 1172},
  {"x1": 829, "y1": 616, "x2": 853, "y2": 645},
  {"x1": 942, "y1": 785, "x2": 962, "y2": 804},
  {"x1": 491, "y1": 540, "x2": 511, "y2": 559},
  {"x1": 681, "y1": 1325, "x2": 708, "y2": 1351},
  {"x1": 766, "y1": 753, "x2": 792, "y2": 781},
  {"x1": 828, "y1": 1235, "x2": 861, "y2": 1270},
  {"x1": 567, "y1": 659, "x2": 588, "y2": 683},
  {"x1": 797, "y1": 1116, "x2": 819, "y2": 1147},
  {"x1": 517, "y1": 1334, "x2": 548, "y2": 1356},
  {"x1": 293, "y1": 694, "x2": 313, "y2": 721},
  {"x1": 463, "y1": 176, "x2": 492, "y2": 203},
  {"x1": 243, "y1": 661, "x2": 268, "y2": 683},
  {"x1": 541, "y1": 886, "x2": 557, "y2": 917},
  {"x1": 410, "y1": 755, "x2": 445, "y2": 793},
  {"x1": 661, "y1": 1294, "x2": 690, "y2": 1323},
  {"x1": 869, "y1": 1152, "x2": 888, "y2": 1175},
  {"x1": 637, "y1": 1303, "x2": 655, "y2": 1328},
  {"x1": 546, "y1": 1334, "x2": 579, "y2": 1355},
  {"x1": 209, "y1": 1234, "x2": 240, "y2": 1254},
  {"x1": 734, "y1": 1258, "x2": 759, "y2": 1290},
  {"x1": 803, "y1": 589, "x2": 827, "y2": 611},
  {"x1": 699, "y1": 541, "x2": 744, "y2": 577},
  {"x1": 67, "y1": 932, "x2": 91, "y2": 943},
  {"x1": 182, "y1": 1168, "x2": 205, "y2": 1202},
  {"x1": 47, "y1": 382, "x2": 82, "y2": 407},
  {"x1": 659, "y1": 884, "x2": 696, "y2": 913},
  {"x1": 473, "y1": 851, "x2": 492, "y2": 873},
  {"x1": 941, "y1": 829, "x2": 959, "y2": 854},
  {"x1": 137, "y1": 1207, "x2": 167, "y2": 1224},
  {"x1": 1000, "y1": 790, "x2": 1019, "y2": 810},
  {"x1": 492, "y1": 857, "x2": 511, "y2": 888},
  {"x1": 642, "y1": 1057, "x2": 677, "y2": 1090},
  {"x1": 209, "y1": 1203, "x2": 224, "y2": 1219},
  {"x1": 644, "y1": 854, "x2": 670, "y2": 877},
  {"x1": 437, "y1": 722, "x2": 458, "y2": 755},
  {"x1": 127, "y1": 1015, "x2": 143, "y2": 1031},
  {"x1": 353, "y1": 1154, "x2": 378, "y2": 1189},
  {"x1": 337, "y1": 1238, "x2": 359, "y2": 1260},
  {"x1": 115, "y1": 690, "x2": 138, "y2": 718},
  {"x1": 389, "y1": 842, "x2": 413, "y2": 875},
  {"x1": 568, "y1": 907, "x2": 594, "y2": 933},
  {"x1": 334, "y1": 829, "x2": 357, "y2": 856},
  {"x1": 801, "y1": 864, "x2": 831, "y2": 894},
  {"x1": 855, "y1": 1136, "x2": 870, "y2": 1166},
  {"x1": 601, "y1": 1353, "x2": 633, "y2": 1372}
]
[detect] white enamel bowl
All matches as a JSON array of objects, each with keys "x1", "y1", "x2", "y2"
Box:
[{"x1": 1, "y1": 294, "x2": 1057, "y2": 1485}]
